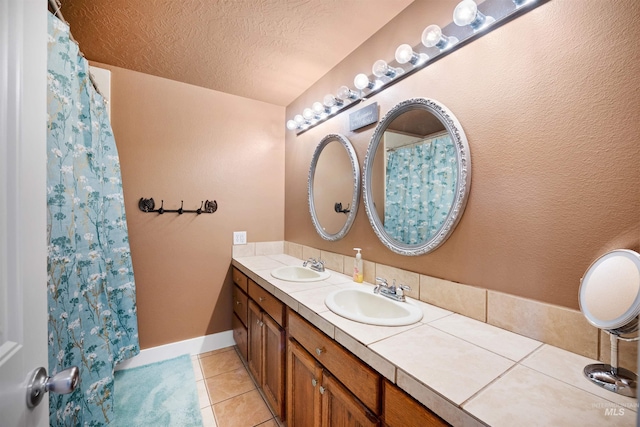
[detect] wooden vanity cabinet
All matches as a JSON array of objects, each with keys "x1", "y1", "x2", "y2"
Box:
[
  {"x1": 382, "y1": 380, "x2": 449, "y2": 427},
  {"x1": 247, "y1": 300, "x2": 263, "y2": 383},
  {"x1": 287, "y1": 310, "x2": 381, "y2": 426},
  {"x1": 287, "y1": 338, "x2": 379, "y2": 427},
  {"x1": 232, "y1": 311, "x2": 248, "y2": 361},
  {"x1": 232, "y1": 269, "x2": 249, "y2": 361},
  {"x1": 233, "y1": 266, "x2": 447, "y2": 426},
  {"x1": 288, "y1": 310, "x2": 381, "y2": 414},
  {"x1": 232, "y1": 267, "x2": 248, "y2": 292},
  {"x1": 262, "y1": 312, "x2": 285, "y2": 419},
  {"x1": 321, "y1": 372, "x2": 379, "y2": 427},
  {"x1": 287, "y1": 338, "x2": 322, "y2": 427},
  {"x1": 232, "y1": 283, "x2": 248, "y2": 326},
  {"x1": 247, "y1": 281, "x2": 286, "y2": 421}
]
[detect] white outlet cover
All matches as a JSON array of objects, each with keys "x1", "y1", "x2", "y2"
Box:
[{"x1": 233, "y1": 231, "x2": 247, "y2": 245}]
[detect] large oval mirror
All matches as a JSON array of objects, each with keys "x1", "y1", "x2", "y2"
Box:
[
  {"x1": 309, "y1": 134, "x2": 360, "y2": 241},
  {"x1": 363, "y1": 98, "x2": 471, "y2": 256}
]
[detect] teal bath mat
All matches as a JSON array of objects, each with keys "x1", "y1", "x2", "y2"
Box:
[{"x1": 114, "y1": 354, "x2": 203, "y2": 427}]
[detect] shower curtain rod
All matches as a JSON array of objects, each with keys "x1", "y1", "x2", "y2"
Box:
[
  {"x1": 47, "y1": 0, "x2": 106, "y2": 99},
  {"x1": 386, "y1": 130, "x2": 450, "y2": 152}
]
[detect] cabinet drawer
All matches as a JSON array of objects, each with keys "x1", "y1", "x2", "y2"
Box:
[
  {"x1": 249, "y1": 280, "x2": 284, "y2": 327},
  {"x1": 232, "y1": 313, "x2": 248, "y2": 362},
  {"x1": 383, "y1": 380, "x2": 448, "y2": 427},
  {"x1": 232, "y1": 267, "x2": 248, "y2": 292},
  {"x1": 233, "y1": 285, "x2": 248, "y2": 327},
  {"x1": 288, "y1": 311, "x2": 381, "y2": 414}
]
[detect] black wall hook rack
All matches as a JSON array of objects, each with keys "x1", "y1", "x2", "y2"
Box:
[
  {"x1": 138, "y1": 198, "x2": 217, "y2": 215},
  {"x1": 334, "y1": 202, "x2": 350, "y2": 214}
]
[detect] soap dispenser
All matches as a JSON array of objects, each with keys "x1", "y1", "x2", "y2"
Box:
[{"x1": 353, "y1": 248, "x2": 363, "y2": 283}]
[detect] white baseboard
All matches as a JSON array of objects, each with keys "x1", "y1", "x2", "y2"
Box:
[{"x1": 115, "y1": 330, "x2": 235, "y2": 371}]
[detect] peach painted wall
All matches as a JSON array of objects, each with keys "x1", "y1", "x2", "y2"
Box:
[
  {"x1": 285, "y1": 0, "x2": 640, "y2": 310},
  {"x1": 93, "y1": 63, "x2": 285, "y2": 348}
]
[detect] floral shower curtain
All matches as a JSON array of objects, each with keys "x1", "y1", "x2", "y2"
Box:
[
  {"x1": 384, "y1": 134, "x2": 457, "y2": 245},
  {"x1": 47, "y1": 13, "x2": 139, "y2": 426}
]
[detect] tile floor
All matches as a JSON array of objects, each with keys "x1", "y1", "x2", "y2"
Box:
[{"x1": 192, "y1": 346, "x2": 280, "y2": 427}]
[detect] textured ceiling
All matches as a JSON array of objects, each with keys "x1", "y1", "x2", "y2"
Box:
[{"x1": 59, "y1": 0, "x2": 415, "y2": 106}]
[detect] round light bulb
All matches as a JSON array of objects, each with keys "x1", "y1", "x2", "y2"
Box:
[
  {"x1": 354, "y1": 73, "x2": 371, "y2": 90},
  {"x1": 422, "y1": 25, "x2": 443, "y2": 48},
  {"x1": 372, "y1": 60, "x2": 391, "y2": 78},
  {"x1": 303, "y1": 108, "x2": 314, "y2": 120},
  {"x1": 453, "y1": 0, "x2": 478, "y2": 26},
  {"x1": 395, "y1": 44, "x2": 414, "y2": 64},
  {"x1": 323, "y1": 94, "x2": 337, "y2": 107},
  {"x1": 312, "y1": 102, "x2": 324, "y2": 115},
  {"x1": 337, "y1": 85, "x2": 353, "y2": 100},
  {"x1": 286, "y1": 120, "x2": 297, "y2": 130},
  {"x1": 294, "y1": 114, "x2": 304, "y2": 125}
]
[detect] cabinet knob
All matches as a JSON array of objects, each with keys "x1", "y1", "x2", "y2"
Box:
[
  {"x1": 235, "y1": 300, "x2": 241, "y2": 305},
  {"x1": 311, "y1": 378, "x2": 317, "y2": 387},
  {"x1": 315, "y1": 347, "x2": 324, "y2": 356},
  {"x1": 259, "y1": 297, "x2": 265, "y2": 302},
  {"x1": 319, "y1": 386, "x2": 326, "y2": 395}
]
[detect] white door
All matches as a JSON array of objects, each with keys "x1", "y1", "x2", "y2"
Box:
[{"x1": 0, "y1": 1, "x2": 49, "y2": 426}]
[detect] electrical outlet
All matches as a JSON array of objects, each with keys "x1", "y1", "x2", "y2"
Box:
[{"x1": 233, "y1": 231, "x2": 247, "y2": 245}]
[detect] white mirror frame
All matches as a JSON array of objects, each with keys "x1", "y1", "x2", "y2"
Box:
[
  {"x1": 308, "y1": 134, "x2": 360, "y2": 241},
  {"x1": 363, "y1": 98, "x2": 471, "y2": 256}
]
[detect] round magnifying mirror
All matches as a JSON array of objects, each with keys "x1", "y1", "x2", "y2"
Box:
[
  {"x1": 308, "y1": 134, "x2": 360, "y2": 241},
  {"x1": 579, "y1": 249, "x2": 640, "y2": 333},
  {"x1": 363, "y1": 98, "x2": 471, "y2": 256},
  {"x1": 578, "y1": 249, "x2": 640, "y2": 397}
]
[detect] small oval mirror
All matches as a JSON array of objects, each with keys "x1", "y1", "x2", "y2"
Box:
[
  {"x1": 308, "y1": 134, "x2": 360, "y2": 241},
  {"x1": 363, "y1": 98, "x2": 471, "y2": 256}
]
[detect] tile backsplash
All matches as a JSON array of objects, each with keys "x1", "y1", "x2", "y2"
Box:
[{"x1": 233, "y1": 241, "x2": 638, "y2": 372}]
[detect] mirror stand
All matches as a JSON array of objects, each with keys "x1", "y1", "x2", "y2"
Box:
[
  {"x1": 584, "y1": 331, "x2": 638, "y2": 398},
  {"x1": 578, "y1": 249, "x2": 640, "y2": 398}
]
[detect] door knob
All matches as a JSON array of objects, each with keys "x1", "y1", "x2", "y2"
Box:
[{"x1": 27, "y1": 366, "x2": 79, "y2": 408}]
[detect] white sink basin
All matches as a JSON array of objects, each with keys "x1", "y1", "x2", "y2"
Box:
[
  {"x1": 271, "y1": 265, "x2": 330, "y2": 282},
  {"x1": 325, "y1": 288, "x2": 423, "y2": 326}
]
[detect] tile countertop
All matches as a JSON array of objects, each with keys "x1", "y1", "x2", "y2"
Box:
[{"x1": 232, "y1": 254, "x2": 638, "y2": 427}]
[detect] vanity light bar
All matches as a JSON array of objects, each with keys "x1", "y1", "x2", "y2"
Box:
[{"x1": 285, "y1": 0, "x2": 544, "y2": 135}]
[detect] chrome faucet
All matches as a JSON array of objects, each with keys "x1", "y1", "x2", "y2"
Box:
[
  {"x1": 303, "y1": 257, "x2": 325, "y2": 272},
  {"x1": 374, "y1": 277, "x2": 411, "y2": 302},
  {"x1": 373, "y1": 277, "x2": 388, "y2": 294}
]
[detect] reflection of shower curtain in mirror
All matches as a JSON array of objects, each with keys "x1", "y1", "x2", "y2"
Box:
[
  {"x1": 47, "y1": 13, "x2": 139, "y2": 426},
  {"x1": 384, "y1": 135, "x2": 457, "y2": 244}
]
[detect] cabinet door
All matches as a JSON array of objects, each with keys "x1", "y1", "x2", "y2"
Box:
[
  {"x1": 262, "y1": 313, "x2": 285, "y2": 421},
  {"x1": 287, "y1": 339, "x2": 322, "y2": 427},
  {"x1": 288, "y1": 310, "x2": 381, "y2": 413},
  {"x1": 321, "y1": 372, "x2": 380, "y2": 427},
  {"x1": 247, "y1": 300, "x2": 263, "y2": 385}
]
